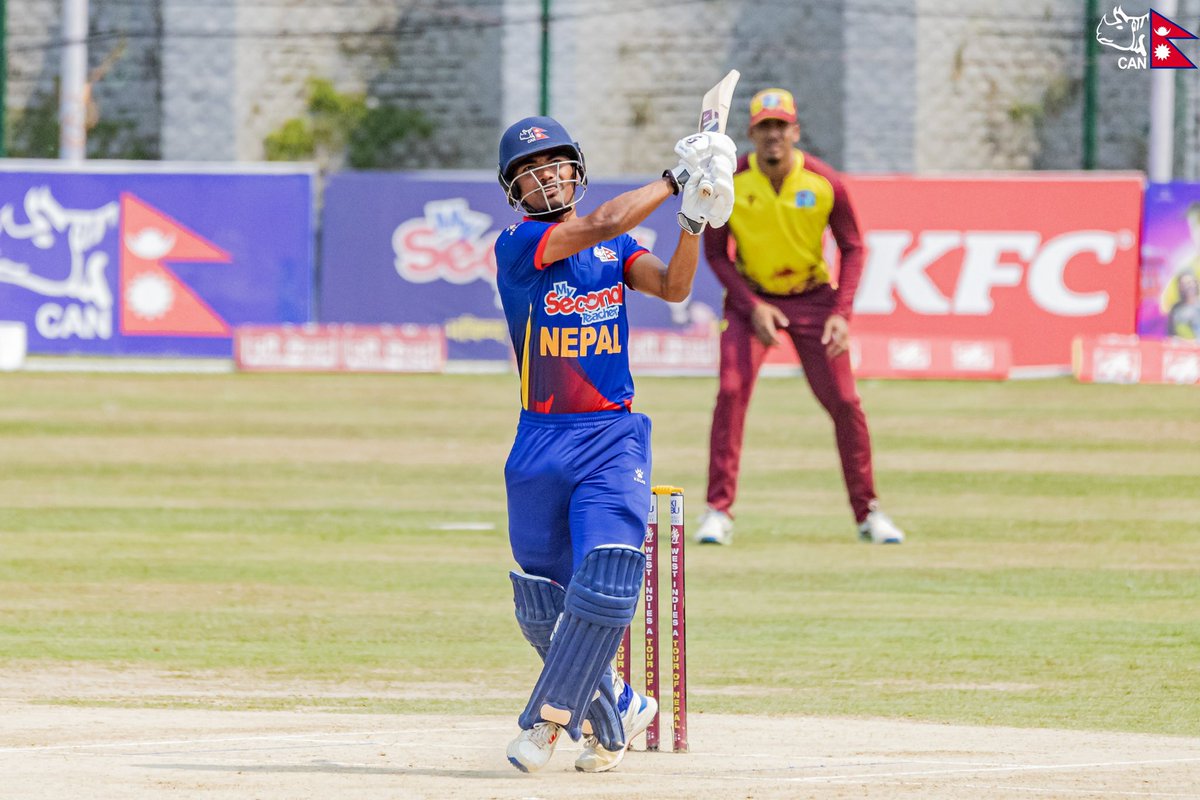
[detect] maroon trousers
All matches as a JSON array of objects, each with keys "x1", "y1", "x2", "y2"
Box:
[{"x1": 706, "y1": 285, "x2": 876, "y2": 523}]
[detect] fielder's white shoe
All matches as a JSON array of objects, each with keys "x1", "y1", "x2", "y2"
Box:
[
  {"x1": 507, "y1": 721, "x2": 562, "y2": 773},
  {"x1": 575, "y1": 690, "x2": 658, "y2": 773},
  {"x1": 858, "y1": 508, "x2": 905, "y2": 544},
  {"x1": 695, "y1": 508, "x2": 734, "y2": 545}
]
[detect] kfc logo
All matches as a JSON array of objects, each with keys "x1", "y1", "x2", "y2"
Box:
[
  {"x1": 952, "y1": 341, "x2": 996, "y2": 371},
  {"x1": 888, "y1": 339, "x2": 931, "y2": 370},
  {"x1": 1094, "y1": 347, "x2": 1141, "y2": 383},
  {"x1": 856, "y1": 229, "x2": 1133, "y2": 317},
  {"x1": 1163, "y1": 350, "x2": 1200, "y2": 384}
]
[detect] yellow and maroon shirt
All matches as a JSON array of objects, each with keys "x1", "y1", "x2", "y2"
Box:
[{"x1": 704, "y1": 149, "x2": 865, "y2": 320}]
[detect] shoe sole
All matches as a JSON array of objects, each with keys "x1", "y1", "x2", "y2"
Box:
[
  {"x1": 575, "y1": 744, "x2": 629, "y2": 773},
  {"x1": 860, "y1": 535, "x2": 904, "y2": 544},
  {"x1": 508, "y1": 727, "x2": 560, "y2": 773},
  {"x1": 696, "y1": 535, "x2": 731, "y2": 545},
  {"x1": 576, "y1": 698, "x2": 658, "y2": 773}
]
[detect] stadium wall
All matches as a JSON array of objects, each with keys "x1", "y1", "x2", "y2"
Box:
[{"x1": 4, "y1": 1, "x2": 1198, "y2": 176}]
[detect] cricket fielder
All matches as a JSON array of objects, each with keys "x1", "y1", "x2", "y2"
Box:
[
  {"x1": 495, "y1": 116, "x2": 735, "y2": 772},
  {"x1": 694, "y1": 88, "x2": 905, "y2": 546}
]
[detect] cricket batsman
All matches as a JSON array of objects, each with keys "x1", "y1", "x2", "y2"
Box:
[{"x1": 494, "y1": 115, "x2": 735, "y2": 772}]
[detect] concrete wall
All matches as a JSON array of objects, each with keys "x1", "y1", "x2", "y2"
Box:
[
  {"x1": 7, "y1": 0, "x2": 161, "y2": 157},
  {"x1": 159, "y1": 0, "x2": 504, "y2": 166},
  {"x1": 4, "y1": 0, "x2": 1198, "y2": 178}
]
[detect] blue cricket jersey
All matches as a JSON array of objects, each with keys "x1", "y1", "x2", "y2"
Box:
[{"x1": 494, "y1": 220, "x2": 649, "y2": 413}]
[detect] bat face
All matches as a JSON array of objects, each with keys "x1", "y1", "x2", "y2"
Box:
[
  {"x1": 695, "y1": 70, "x2": 740, "y2": 199},
  {"x1": 699, "y1": 70, "x2": 740, "y2": 136}
]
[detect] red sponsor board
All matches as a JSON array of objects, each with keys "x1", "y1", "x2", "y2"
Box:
[
  {"x1": 235, "y1": 324, "x2": 446, "y2": 373},
  {"x1": 853, "y1": 334, "x2": 1011, "y2": 379},
  {"x1": 761, "y1": 332, "x2": 1011, "y2": 379},
  {"x1": 637, "y1": 324, "x2": 1012, "y2": 380},
  {"x1": 1073, "y1": 335, "x2": 1200, "y2": 385},
  {"x1": 841, "y1": 175, "x2": 1143, "y2": 369}
]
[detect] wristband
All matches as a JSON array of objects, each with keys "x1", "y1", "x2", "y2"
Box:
[
  {"x1": 677, "y1": 211, "x2": 705, "y2": 236},
  {"x1": 662, "y1": 165, "x2": 690, "y2": 196}
]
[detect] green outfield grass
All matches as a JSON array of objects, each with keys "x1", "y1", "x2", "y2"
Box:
[{"x1": 1, "y1": 371, "x2": 1198, "y2": 734}]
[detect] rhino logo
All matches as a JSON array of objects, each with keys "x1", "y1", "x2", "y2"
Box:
[{"x1": 1096, "y1": 6, "x2": 1148, "y2": 59}]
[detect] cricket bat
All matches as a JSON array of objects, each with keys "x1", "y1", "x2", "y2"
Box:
[{"x1": 697, "y1": 69, "x2": 739, "y2": 198}]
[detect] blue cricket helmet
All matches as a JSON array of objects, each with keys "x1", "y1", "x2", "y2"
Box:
[{"x1": 497, "y1": 116, "x2": 588, "y2": 213}]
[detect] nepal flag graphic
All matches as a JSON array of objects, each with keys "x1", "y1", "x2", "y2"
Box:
[{"x1": 1149, "y1": 9, "x2": 1198, "y2": 69}]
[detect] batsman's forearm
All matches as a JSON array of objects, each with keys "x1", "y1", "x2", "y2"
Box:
[
  {"x1": 585, "y1": 178, "x2": 675, "y2": 240},
  {"x1": 658, "y1": 230, "x2": 700, "y2": 302}
]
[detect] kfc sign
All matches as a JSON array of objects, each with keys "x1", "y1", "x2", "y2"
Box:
[
  {"x1": 858, "y1": 230, "x2": 1126, "y2": 316},
  {"x1": 845, "y1": 175, "x2": 1143, "y2": 369}
]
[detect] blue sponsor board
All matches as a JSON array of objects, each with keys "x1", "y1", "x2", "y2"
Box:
[
  {"x1": 319, "y1": 172, "x2": 725, "y2": 362},
  {"x1": 0, "y1": 162, "x2": 314, "y2": 358}
]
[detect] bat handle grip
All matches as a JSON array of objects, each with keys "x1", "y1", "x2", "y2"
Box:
[{"x1": 698, "y1": 178, "x2": 714, "y2": 199}]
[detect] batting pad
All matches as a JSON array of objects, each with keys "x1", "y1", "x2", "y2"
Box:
[
  {"x1": 518, "y1": 545, "x2": 644, "y2": 742},
  {"x1": 510, "y1": 571, "x2": 564, "y2": 661},
  {"x1": 510, "y1": 571, "x2": 628, "y2": 751},
  {"x1": 586, "y1": 665, "x2": 626, "y2": 750}
]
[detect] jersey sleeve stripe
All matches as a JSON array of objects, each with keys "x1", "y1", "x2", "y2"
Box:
[
  {"x1": 532, "y1": 223, "x2": 558, "y2": 271},
  {"x1": 622, "y1": 248, "x2": 650, "y2": 275}
]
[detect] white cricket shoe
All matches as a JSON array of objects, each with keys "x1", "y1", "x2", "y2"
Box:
[
  {"x1": 575, "y1": 691, "x2": 658, "y2": 773},
  {"x1": 858, "y1": 508, "x2": 905, "y2": 544},
  {"x1": 695, "y1": 508, "x2": 734, "y2": 545},
  {"x1": 507, "y1": 721, "x2": 562, "y2": 773}
]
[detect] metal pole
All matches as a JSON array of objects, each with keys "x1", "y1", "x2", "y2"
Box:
[
  {"x1": 539, "y1": 0, "x2": 550, "y2": 116},
  {"x1": 1082, "y1": 0, "x2": 1098, "y2": 169},
  {"x1": 0, "y1": 0, "x2": 7, "y2": 158},
  {"x1": 59, "y1": 0, "x2": 88, "y2": 161},
  {"x1": 1147, "y1": 0, "x2": 1178, "y2": 182},
  {"x1": 0, "y1": 0, "x2": 7, "y2": 157}
]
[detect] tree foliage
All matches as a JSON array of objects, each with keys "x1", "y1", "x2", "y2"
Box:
[{"x1": 264, "y1": 78, "x2": 433, "y2": 170}]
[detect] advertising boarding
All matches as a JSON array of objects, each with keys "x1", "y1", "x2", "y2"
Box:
[
  {"x1": 0, "y1": 163, "x2": 314, "y2": 358},
  {"x1": 845, "y1": 174, "x2": 1143, "y2": 370},
  {"x1": 319, "y1": 173, "x2": 725, "y2": 365},
  {"x1": 322, "y1": 172, "x2": 1142, "y2": 374},
  {"x1": 1138, "y1": 182, "x2": 1200, "y2": 342}
]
